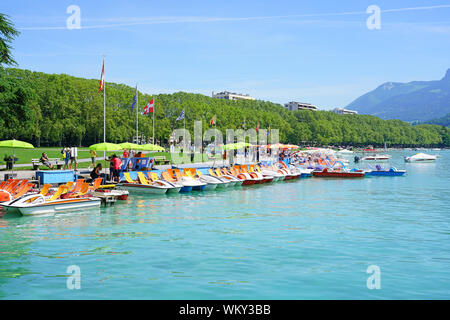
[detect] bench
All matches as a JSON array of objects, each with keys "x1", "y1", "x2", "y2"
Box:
[
  {"x1": 32, "y1": 158, "x2": 63, "y2": 170},
  {"x1": 153, "y1": 156, "x2": 170, "y2": 165}
]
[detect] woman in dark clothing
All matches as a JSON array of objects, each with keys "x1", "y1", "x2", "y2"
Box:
[{"x1": 90, "y1": 163, "x2": 102, "y2": 182}]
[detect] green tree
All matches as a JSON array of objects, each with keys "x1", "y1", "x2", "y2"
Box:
[{"x1": 0, "y1": 13, "x2": 19, "y2": 66}]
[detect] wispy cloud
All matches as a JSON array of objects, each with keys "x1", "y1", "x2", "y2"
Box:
[{"x1": 17, "y1": 4, "x2": 450, "y2": 31}]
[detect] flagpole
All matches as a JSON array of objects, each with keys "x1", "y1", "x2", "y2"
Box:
[
  {"x1": 153, "y1": 98, "x2": 155, "y2": 144},
  {"x1": 136, "y1": 85, "x2": 139, "y2": 144},
  {"x1": 103, "y1": 56, "x2": 106, "y2": 176}
]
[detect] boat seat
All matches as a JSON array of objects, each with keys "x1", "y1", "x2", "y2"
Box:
[
  {"x1": 14, "y1": 183, "x2": 34, "y2": 199},
  {"x1": 137, "y1": 172, "x2": 150, "y2": 185},
  {"x1": 123, "y1": 172, "x2": 137, "y2": 183},
  {"x1": 39, "y1": 184, "x2": 52, "y2": 196},
  {"x1": 69, "y1": 183, "x2": 90, "y2": 198},
  {"x1": 47, "y1": 185, "x2": 68, "y2": 201}
]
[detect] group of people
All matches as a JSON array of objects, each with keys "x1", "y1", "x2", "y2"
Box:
[
  {"x1": 60, "y1": 147, "x2": 79, "y2": 170},
  {"x1": 89, "y1": 149, "x2": 147, "y2": 183}
]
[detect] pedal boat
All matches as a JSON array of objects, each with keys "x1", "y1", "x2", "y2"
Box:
[
  {"x1": 117, "y1": 172, "x2": 173, "y2": 194},
  {"x1": 312, "y1": 167, "x2": 365, "y2": 178},
  {"x1": 366, "y1": 166, "x2": 406, "y2": 176},
  {"x1": 1, "y1": 193, "x2": 101, "y2": 216}
]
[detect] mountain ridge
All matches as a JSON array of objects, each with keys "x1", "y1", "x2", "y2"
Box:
[{"x1": 346, "y1": 69, "x2": 450, "y2": 122}]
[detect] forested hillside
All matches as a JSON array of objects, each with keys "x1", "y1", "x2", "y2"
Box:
[{"x1": 1, "y1": 67, "x2": 449, "y2": 147}]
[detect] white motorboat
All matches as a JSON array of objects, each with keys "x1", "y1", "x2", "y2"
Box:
[
  {"x1": 337, "y1": 149, "x2": 354, "y2": 154},
  {"x1": 1, "y1": 193, "x2": 101, "y2": 216},
  {"x1": 404, "y1": 153, "x2": 437, "y2": 162},
  {"x1": 361, "y1": 154, "x2": 391, "y2": 162}
]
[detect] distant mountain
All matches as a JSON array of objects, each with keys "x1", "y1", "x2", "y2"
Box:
[
  {"x1": 346, "y1": 69, "x2": 450, "y2": 122},
  {"x1": 423, "y1": 113, "x2": 450, "y2": 127}
]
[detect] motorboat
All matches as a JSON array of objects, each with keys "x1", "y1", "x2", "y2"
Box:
[
  {"x1": 366, "y1": 165, "x2": 406, "y2": 176},
  {"x1": 312, "y1": 167, "x2": 365, "y2": 178},
  {"x1": 404, "y1": 153, "x2": 437, "y2": 162},
  {"x1": 337, "y1": 149, "x2": 354, "y2": 154},
  {"x1": 361, "y1": 154, "x2": 391, "y2": 162}
]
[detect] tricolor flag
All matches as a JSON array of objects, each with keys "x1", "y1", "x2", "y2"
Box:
[
  {"x1": 143, "y1": 99, "x2": 154, "y2": 114},
  {"x1": 209, "y1": 114, "x2": 216, "y2": 125},
  {"x1": 176, "y1": 109, "x2": 185, "y2": 121},
  {"x1": 98, "y1": 60, "x2": 105, "y2": 92}
]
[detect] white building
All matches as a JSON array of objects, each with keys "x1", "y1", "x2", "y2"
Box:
[
  {"x1": 332, "y1": 108, "x2": 358, "y2": 115},
  {"x1": 284, "y1": 101, "x2": 318, "y2": 111},
  {"x1": 212, "y1": 91, "x2": 255, "y2": 101}
]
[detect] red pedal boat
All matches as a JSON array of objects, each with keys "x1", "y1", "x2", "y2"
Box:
[{"x1": 312, "y1": 167, "x2": 365, "y2": 178}]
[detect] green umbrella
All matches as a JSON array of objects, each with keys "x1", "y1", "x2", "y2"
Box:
[
  {"x1": 222, "y1": 143, "x2": 237, "y2": 150},
  {"x1": 234, "y1": 142, "x2": 252, "y2": 149},
  {"x1": 89, "y1": 142, "x2": 123, "y2": 151},
  {"x1": 118, "y1": 142, "x2": 141, "y2": 150},
  {"x1": 0, "y1": 139, "x2": 34, "y2": 176},
  {"x1": 140, "y1": 144, "x2": 165, "y2": 151},
  {"x1": 88, "y1": 143, "x2": 123, "y2": 178}
]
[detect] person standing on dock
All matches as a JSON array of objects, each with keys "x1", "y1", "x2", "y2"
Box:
[
  {"x1": 89, "y1": 149, "x2": 97, "y2": 169},
  {"x1": 69, "y1": 146, "x2": 78, "y2": 171}
]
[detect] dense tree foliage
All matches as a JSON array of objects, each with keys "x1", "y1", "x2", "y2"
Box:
[
  {"x1": 0, "y1": 14, "x2": 19, "y2": 66},
  {"x1": 0, "y1": 67, "x2": 449, "y2": 147}
]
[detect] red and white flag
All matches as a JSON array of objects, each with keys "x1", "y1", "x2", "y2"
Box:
[
  {"x1": 98, "y1": 60, "x2": 105, "y2": 92},
  {"x1": 143, "y1": 99, "x2": 154, "y2": 114}
]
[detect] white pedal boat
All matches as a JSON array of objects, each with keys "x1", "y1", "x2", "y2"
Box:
[{"x1": 1, "y1": 193, "x2": 101, "y2": 216}]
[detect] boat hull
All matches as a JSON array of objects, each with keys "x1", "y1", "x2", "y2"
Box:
[
  {"x1": 368, "y1": 171, "x2": 406, "y2": 176},
  {"x1": 7, "y1": 198, "x2": 101, "y2": 216},
  {"x1": 118, "y1": 183, "x2": 168, "y2": 194},
  {"x1": 313, "y1": 171, "x2": 365, "y2": 178}
]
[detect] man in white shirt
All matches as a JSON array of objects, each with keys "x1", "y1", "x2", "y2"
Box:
[{"x1": 70, "y1": 146, "x2": 78, "y2": 170}]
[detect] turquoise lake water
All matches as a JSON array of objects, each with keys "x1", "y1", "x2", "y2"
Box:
[{"x1": 0, "y1": 150, "x2": 449, "y2": 299}]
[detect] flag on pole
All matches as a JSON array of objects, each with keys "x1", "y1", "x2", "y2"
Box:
[
  {"x1": 176, "y1": 109, "x2": 185, "y2": 121},
  {"x1": 98, "y1": 60, "x2": 105, "y2": 92},
  {"x1": 241, "y1": 120, "x2": 245, "y2": 129},
  {"x1": 143, "y1": 99, "x2": 154, "y2": 114},
  {"x1": 209, "y1": 114, "x2": 216, "y2": 125},
  {"x1": 256, "y1": 122, "x2": 259, "y2": 132},
  {"x1": 131, "y1": 94, "x2": 137, "y2": 110}
]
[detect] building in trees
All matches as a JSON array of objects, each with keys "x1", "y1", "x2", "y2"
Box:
[
  {"x1": 212, "y1": 91, "x2": 255, "y2": 101},
  {"x1": 284, "y1": 101, "x2": 318, "y2": 111},
  {"x1": 332, "y1": 108, "x2": 358, "y2": 115}
]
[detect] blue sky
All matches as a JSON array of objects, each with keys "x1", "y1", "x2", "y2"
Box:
[{"x1": 3, "y1": 0, "x2": 450, "y2": 109}]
